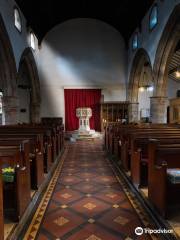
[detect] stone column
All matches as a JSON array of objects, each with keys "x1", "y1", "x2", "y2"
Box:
[
  {"x1": 128, "y1": 102, "x2": 139, "y2": 123},
  {"x1": 2, "y1": 96, "x2": 19, "y2": 125},
  {"x1": 31, "y1": 103, "x2": 40, "y2": 123},
  {"x1": 150, "y1": 96, "x2": 168, "y2": 123}
]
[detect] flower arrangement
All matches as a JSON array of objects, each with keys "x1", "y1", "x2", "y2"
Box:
[{"x1": 2, "y1": 167, "x2": 15, "y2": 182}]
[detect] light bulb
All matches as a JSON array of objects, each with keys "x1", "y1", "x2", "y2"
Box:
[
  {"x1": 176, "y1": 70, "x2": 180, "y2": 78},
  {"x1": 147, "y1": 86, "x2": 154, "y2": 92},
  {"x1": 139, "y1": 87, "x2": 145, "y2": 92}
]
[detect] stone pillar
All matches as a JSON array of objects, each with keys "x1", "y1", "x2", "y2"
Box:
[
  {"x1": 150, "y1": 96, "x2": 168, "y2": 123},
  {"x1": 31, "y1": 103, "x2": 40, "y2": 123},
  {"x1": 128, "y1": 102, "x2": 139, "y2": 123},
  {"x1": 2, "y1": 96, "x2": 19, "y2": 125}
]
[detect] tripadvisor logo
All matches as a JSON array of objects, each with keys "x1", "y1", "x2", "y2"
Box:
[
  {"x1": 135, "y1": 227, "x2": 173, "y2": 235},
  {"x1": 135, "y1": 227, "x2": 143, "y2": 235}
]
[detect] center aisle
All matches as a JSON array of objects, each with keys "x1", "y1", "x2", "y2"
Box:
[{"x1": 24, "y1": 139, "x2": 159, "y2": 240}]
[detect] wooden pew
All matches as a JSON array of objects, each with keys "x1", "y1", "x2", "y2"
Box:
[
  {"x1": 148, "y1": 140, "x2": 180, "y2": 218},
  {"x1": 0, "y1": 128, "x2": 52, "y2": 170},
  {"x1": 0, "y1": 139, "x2": 43, "y2": 189},
  {"x1": 121, "y1": 129, "x2": 180, "y2": 171},
  {"x1": 130, "y1": 135, "x2": 180, "y2": 187},
  {"x1": 105, "y1": 123, "x2": 180, "y2": 164},
  {"x1": 0, "y1": 125, "x2": 59, "y2": 170},
  {"x1": 0, "y1": 146, "x2": 31, "y2": 221},
  {"x1": 0, "y1": 173, "x2": 3, "y2": 240}
]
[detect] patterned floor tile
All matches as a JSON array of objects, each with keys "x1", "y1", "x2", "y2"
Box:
[
  {"x1": 52, "y1": 188, "x2": 83, "y2": 204},
  {"x1": 66, "y1": 224, "x2": 122, "y2": 240},
  {"x1": 42, "y1": 209, "x2": 85, "y2": 238},
  {"x1": 72, "y1": 182, "x2": 104, "y2": 194},
  {"x1": 23, "y1": 139, "x2": 160, "y2": 240},
  {"x1": 70, "y1": 197, "x2": 111, "y2": 217}
]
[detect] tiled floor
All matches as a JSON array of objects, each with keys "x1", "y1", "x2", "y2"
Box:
[{"x1": 24, "y1": 139, "x2": 160, "y2": 240}]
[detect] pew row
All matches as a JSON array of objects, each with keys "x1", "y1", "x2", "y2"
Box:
[{"x1": 148, "y1": 140, "x2": 180, "y2": 218}]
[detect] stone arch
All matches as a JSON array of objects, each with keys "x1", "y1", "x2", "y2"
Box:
[
  {"x1": 128, "y1": 48, "x2": 153, "y2": 102},
  {"x1": 151, "y1": 4, "x2": 180, "y2": 123},
  {"x1": 153, "y1": 4, "x2": 180, "y2": 97},
  {"x1": 18, "y1": 48, "x2": 41, "y2": 123},
  {"x1": 0, "y1": 14, "x2": 17, "y2": 95},
  {"x1": 128, "y1": 48, "x2": 153, "y2": 122},
  {"x1": 0, "y1": 14, "x2": 18, "y2": 125}
]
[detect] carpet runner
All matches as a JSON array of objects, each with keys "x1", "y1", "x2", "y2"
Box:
[{"x1": 24, "y1": 139, "x2": 160, "y2": 240}]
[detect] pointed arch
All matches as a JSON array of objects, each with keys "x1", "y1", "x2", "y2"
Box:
[
  {"x1": 128, "y1": 48, "x2": 153, "y2": 103},
  {"x1": 0, "y1": 14, "x2": 17, "y2": 95},
  {"x1": 18, "y1": 48, "x2": 41, "y2": 122},
  {"x1": 153, "y1": 4, "x2": 180, "y2": 97}
]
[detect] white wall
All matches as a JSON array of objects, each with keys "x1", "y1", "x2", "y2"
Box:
[
  {"x1": 39, "y1": 18, "x2": 127, "y2": 121},
  {"x1": 138, "y1": 90, "x2": 153, "y2": 119}
]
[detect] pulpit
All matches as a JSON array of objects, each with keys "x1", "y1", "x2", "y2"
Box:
[{"x1": 76, "y1": 108, "x2": 92, "y2": 133}]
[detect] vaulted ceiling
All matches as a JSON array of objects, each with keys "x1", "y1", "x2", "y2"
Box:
[{"x1": 15, "y1": 0, "x2": 154, "y2": 45}]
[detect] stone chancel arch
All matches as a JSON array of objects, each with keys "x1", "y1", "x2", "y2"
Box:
[{"x1": 128, "y1": 48, "x2": 153, "y2": 123}]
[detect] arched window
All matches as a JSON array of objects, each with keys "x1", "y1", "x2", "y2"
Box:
[
  {"x1": 14, "y1": 7, "x2": 21, "y2": 32},
  {"x1": 30, "y1": 32, "x2": 35, "y2": 50},
  {"x1": 149, "y1": 5, "x2": 158, "y2": 30},
  {"x1": 132, "y1": 33, "x2": 138, "y2": 50}
]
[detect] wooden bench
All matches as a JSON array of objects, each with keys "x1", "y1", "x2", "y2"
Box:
[
  {"x1": 0, "y1": 146, "x2": 31, "y2": 221},
  {"x1": 0, "y1": 173, "x2": 3, "y2": 240},
  {"x1": 0, "y1": 139, "x2": 43, "y2": 189},
  {"x1": 148, "y1": 140, "x2": 180, "y2": 218},
  {"x1": 121, "y1": 129, "x2": 180, "y2": 171},
  {"x1": 130, "y1": 135, "x2": 180, "y2": 187}
]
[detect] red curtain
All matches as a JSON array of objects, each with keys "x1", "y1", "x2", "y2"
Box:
[{"x1": 64, "y1": 89, "x2": 101, "y2": 131}]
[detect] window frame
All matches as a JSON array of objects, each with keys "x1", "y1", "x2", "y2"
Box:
[
  {"x1": 14, "y1": 7, "x2": 22, "y2": 33},
  {"x1": 149, "y1": 4, "x2": 158, "y2": 31},
  {"x1": 132, "y1": 32, "x2": 139, "y2": 51},
  {"x1": 30, "y1": 31, "x2": 36, "y2": 50}
]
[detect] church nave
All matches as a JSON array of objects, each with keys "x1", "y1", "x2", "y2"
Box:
[{"x1": 23, "y1": 139, "x2": 158, "y2": 240}]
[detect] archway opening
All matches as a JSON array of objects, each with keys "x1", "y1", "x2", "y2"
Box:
[
  {"x1": 18, "y1": 48, "x2": 41, "y2": 123},
  {"x1": 17, "y1": 60, "x2": 31, "y2": 123},
  {"x1": 152, "y1": 4, "x2": 180, "y2": 123},
  {"x1": 167, "y1": 40, "x2": 180, "y2": 123},
  {"x1": 128, "y1": 49, "x2": 153, "y2": 122}
]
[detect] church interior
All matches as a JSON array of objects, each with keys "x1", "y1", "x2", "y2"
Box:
[{"x1": 1, "y1": 0, "x2": 180, "y2": 239}]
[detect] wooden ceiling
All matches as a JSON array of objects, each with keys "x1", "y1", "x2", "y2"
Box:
[{"x1": 168, "y1": 46, "x2": 180, "y2": 82}]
